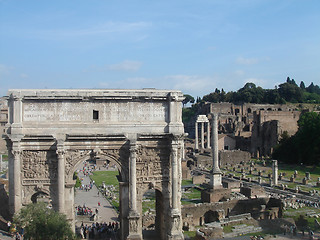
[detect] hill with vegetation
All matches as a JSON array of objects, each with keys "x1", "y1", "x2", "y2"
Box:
[
  {"x1": 182, "y1": 77, "x2": 320, "y2": 123},
  {"x1": 201, "y1": 77, "x2": 320, "y2": 105}
]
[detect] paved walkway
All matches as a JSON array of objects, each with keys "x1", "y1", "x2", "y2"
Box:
[{"x1": 74, "y1": 165, "x2": 118, "y2": 228}]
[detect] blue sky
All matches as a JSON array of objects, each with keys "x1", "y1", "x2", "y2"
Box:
[{"x1": 0, "y1": 0, "x2": 319, "y2": 98}]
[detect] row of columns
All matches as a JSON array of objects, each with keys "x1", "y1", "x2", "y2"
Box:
[{"x1": 195, "y1": 115, "x2": 211, "y2": 150}]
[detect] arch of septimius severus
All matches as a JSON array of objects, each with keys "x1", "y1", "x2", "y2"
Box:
[{"x1": 4, "y1": 89, "x2": 185, "y2": 240}]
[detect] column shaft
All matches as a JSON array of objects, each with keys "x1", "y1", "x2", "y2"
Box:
[
  {"x1": 211, "y1": 114, "x2": 222, "y2": 189},
  {"x1": 212, "y1": 114, "x2": 219, "y2": 171},
  {"x1": 129, "y1": 142, "x2": 137, "y2": 212},
  {"x1": 207, "y1": 121, "x2": 211, "y2": 149},
  {"x1": 57, "y1": 149, "x2": 65, "y2": 213},
  {"x1": 12, "y1": 148, "x2": 21, "y2": 213},
  {"x1": 272, "y1": 160, "x2": 278, "y2": 186},
  {"x1": 201, "y1": 122, "x2": 204, "y2": 149},
  {"x1": 195, "y1": 122, "x2": 198, "y2": 150},
  {"x1": 171, "y1": 143, "x2": 178, "y2": 210}
]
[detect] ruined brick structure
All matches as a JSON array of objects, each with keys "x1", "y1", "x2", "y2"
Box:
[
  {"x1": 193, "y1": 102, "x2": 301, "y2": 157},
  {"x1": 181, "y1": 197, "x2": 282, "y2": 231}
]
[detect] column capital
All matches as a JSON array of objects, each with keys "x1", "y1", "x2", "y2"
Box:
[
  {"x1": 171, "y1": 133, "x2": 184, "y2": 142},
  {"x1": 56, "y1": 149, "x2": 65, "y2": 157},
  {"x1": 11, "y1": 149, "x2": 22, "y2": 157}
]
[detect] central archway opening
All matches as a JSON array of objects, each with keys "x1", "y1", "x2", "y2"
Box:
[
  {"x1": 142, "y1": 188, "x2": 164, "y2": 240},
  {"x1": 73, "y1": 155, "x2": 121, "y2": 239}
]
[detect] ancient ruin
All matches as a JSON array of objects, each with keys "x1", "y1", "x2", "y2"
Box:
[
  {"x1": 4, "y1": 89, "x2": 185, "y2": 240},
  {"x1": 187, "y1": 102, "x2": 301, "y2": 157}
]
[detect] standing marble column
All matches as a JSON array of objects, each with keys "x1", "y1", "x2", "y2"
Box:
[
  {"x1": 129, "y1": 141, "x2": 138, "y2": 213},
  {"x1": 11, "y1": 145, "x2": 22, "y2": 214},
  {"x1": 127, "y1": 140, "x2": 140, "y2": 240},
  {"x1": 57, "y1": 145, "x2": 65, "y2": 213},
  {"x1": 171, "y1": 142, "x2": 179, "y2": 211},
  {"x1": 201, "y1": 122, "x2": 204, "y2": 149},
  {"x1": 195, "y1": 121, "x2": 199, "y2": 150},
  {"x1": 169, "y1": 138, "x2": 184, "y2": 240},
  {"x1": 272, "y1": 160, "x2": 278, "y2": 186},
  {"x1": 207, "y1": 121, "x2": 211, "y2": 149},
  {"x1": 210, "y1": 113, "x2": 222, "y2": 189}
]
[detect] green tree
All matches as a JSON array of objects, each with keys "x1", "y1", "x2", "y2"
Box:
[
  {"x1": 278, "y1": 82, "x2": 303, "y2": 103},
  {"x1": 307, "y1": 82, "x2": 320, "y2": 95},
  {"x1": 273, "y1": 112, "x2": 320, "y2": 164},
  {"x1": 296, "y1": 112, "x2": 320, "y2": 163},
  {"x1": 182, "y1": 94, "x2": 195, "y2": 107},
  {"x1": 13, "y1": 202, "x2": 75, "y2": 240}
]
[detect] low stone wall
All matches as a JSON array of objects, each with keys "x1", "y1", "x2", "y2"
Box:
[{"x1": 181, "y1": 197, "x2": 282, "y2": 231}]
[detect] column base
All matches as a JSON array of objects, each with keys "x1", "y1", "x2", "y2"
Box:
[
  {"x1": 210, "y1": 172, "x2": 222, "y2": 189},
  {"x1": 127, "y1": 211, "x2": 141, "y2": 240},
  {"x1": 170, "y1": 208, "x2": 180, "y2": 217},
  {"x1": 201, "y1": 188, "x2": 231, "y2": 203}
]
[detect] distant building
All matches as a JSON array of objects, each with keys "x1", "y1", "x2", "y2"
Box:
[
  {"x1": 188, "y1": 102, "x2": 301, "y2": 157},
  {"x1": 0, "y1": 97, "x2": 8, "y2": 153}
]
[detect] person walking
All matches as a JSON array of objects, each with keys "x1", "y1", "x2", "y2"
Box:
[{"x1": 7, "y1": 220, "x2": 11, "y2": 232}]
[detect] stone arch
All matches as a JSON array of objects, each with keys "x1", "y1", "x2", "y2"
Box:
[
  {"x1": 66, "y1": 146, "x2": 129, "y2": 184},
  {"x1": 6, "y1": 89, "x2": 185, "y2": 240},
  {"x1": 31, "y1": 190, "x2": 50, "y2": 204}
]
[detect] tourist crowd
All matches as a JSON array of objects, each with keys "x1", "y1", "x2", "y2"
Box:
[
  {"x1": 76, "y1": 205, "x2": 94, "y2": 216},
  {"x1": 79, "y1": 221, "x2": 119, "y2": 239}
]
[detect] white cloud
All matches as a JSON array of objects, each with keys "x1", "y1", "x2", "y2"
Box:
[
  {"x1": 236, "y1": 57, "x2": 259, "y2": 65},
  {"x1": 83, "y1": 60, "x2": 142, "y2": 73},
  {"x1": 235, "y1": 70, "x2": 245, "y2": 76},
  {"x1": 28, "y1": 21, "x2": 152, "y2": 39},
  {"x1": 126, "y1": 77, "x2": 149, "y2": 84},
  {"x1": 98, "y1": 82, "x2": 110, "y2": 88},
  {"x1": 107, "y1": 60, "x2": 142, "y2": 72},
  {"x1": 165, "y1": 75, "x2": 220, "y2": 95},
  {"x1": 236, "y1": 56, "x2": 270, "y2": 65},
  {"x1": 20, "y1": 73, "x2": 28, "y2": 78},
  {"x1": 0, "y1": 64, "x2": 13, "y2": 75}
]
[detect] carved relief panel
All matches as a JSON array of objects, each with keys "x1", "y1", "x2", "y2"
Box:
[
  {"x1": 21, "y1": 150, "x2": 57, "y2": 185},
  {"x1": 136, "y1": 145, "x2": 170, "y2": 183}
]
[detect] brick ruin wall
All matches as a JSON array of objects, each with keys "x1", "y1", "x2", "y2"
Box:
[
  {"x1": 181, "y1": 197, "x2": 282, "y2": 230},
  {"x1": 219, "y1": 150, "x2": 251, "y2": 167},
  {"x1": 251, "y1": 111, "x2": 301, "y2": 156},
  {"x1": 259, "y1": 111, "x2": 300, "y2": 136}
]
